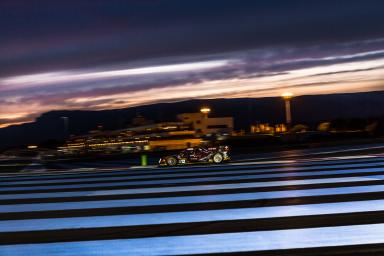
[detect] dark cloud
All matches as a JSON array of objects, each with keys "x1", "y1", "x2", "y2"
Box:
[
  {"x1": 2, "y1": 39, "x2": 384, "y2": 107},
  {"x1": 1, "y1": 0, "x2": 384, "y2": 76}
]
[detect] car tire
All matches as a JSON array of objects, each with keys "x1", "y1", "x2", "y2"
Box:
[
  {"x1": 166, "y1": 156, "x2": 177, "y2": 166},
  {"x1": 212, "y1": 153, "x2": 223, "y2": 164}
]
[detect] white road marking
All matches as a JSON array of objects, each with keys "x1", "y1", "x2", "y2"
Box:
[
  {"x1": 2, "y1": 184, "x2": 384, "y2": 213},
  {"x1": 1, "y1": 174, "x2": 383, "y2": 201},
  {"x1": 2, "y1": 161, "x2": 383, "y2": 186},
  {"x1": 1, "y1": 166, "x2": 384, "y2": 192},
  {"x1": 2, "y1": 199, "x2": 384, "y2": 232},
  {"x1": 2, "y1": 223, "x2": 384, "y2": 255}
]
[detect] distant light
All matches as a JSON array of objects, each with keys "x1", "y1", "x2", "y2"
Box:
[
  {"x1": 281, "y1": 92, "x2": 294, "y2": 99},
  {"x1": 200, "y1": 107, "x2": 211, "y2": 114},
  {"x1": 27, "y1": 145, "x2": 38, "y2": 149}
]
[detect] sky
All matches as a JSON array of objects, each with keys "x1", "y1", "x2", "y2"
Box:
[{"x1": 0, "y1": 0, "x2": 384, "y2": 128}]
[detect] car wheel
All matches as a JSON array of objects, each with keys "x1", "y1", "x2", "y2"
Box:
[
  {"x1": 212, "y1": 153, "x2": 223, "y2": 164},
  {"x1": 166, "y1": 156, "x2": 177, "y2": 166}
]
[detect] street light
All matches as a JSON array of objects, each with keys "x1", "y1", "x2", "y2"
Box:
[
  {"x1": 281, "y1": 92, "x2": 294, "y2": 127},
  {"x1": 200, "y1": 107, "x2": 211, "y2": 118}
]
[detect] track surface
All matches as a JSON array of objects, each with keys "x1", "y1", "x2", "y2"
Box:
[{"x1": 2, "y1": 148, "x2": 384, "y2": 255}]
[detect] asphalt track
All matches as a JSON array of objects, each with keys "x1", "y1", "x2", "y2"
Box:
[{"x1": 2, "y1": 146, "x2": 384, "y2": 255}]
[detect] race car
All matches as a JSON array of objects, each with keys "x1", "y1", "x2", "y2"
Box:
[{"x1": 159, "y1": 145, "x2": 230, "y2": 166}]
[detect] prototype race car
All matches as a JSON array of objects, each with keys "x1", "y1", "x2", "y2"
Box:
[{"x1": 159, "y1": 145, "x2": 230, "y2": 166}]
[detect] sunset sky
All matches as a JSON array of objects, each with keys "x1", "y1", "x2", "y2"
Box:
[{"x1": 1, "y1": 0, "x2": 384, "y2": 128}]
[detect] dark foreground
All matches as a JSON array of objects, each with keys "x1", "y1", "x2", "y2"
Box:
[{"x1": 1, "y1": 144, "x2": 384, "y2": 255}]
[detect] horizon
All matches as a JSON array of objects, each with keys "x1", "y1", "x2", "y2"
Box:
[{"x1": 1, "y1": 90, "x2": 383, "y2": 130}]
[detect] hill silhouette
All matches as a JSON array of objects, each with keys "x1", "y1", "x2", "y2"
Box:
[{"x1": 1, "y1": 91, "x2": 384, "y2": 149}]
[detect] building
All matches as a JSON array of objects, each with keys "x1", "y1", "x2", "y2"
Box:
[
  {"x1": 58, "y1": 110, "x2": 234, "y2": 155},
  {"x1": 250, "y1": 123, "x2": 287, "y2": 134},
  {"x1": 178, "y1": 112, "x2": 233, "y2": 135},
  {"x1": 58, "y1": 121, "x2": 200, "y2": 154}
]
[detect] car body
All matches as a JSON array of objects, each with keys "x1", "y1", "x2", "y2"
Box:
[{"x1": 159, "y1": 145, "x2": 230, "y2": 166}]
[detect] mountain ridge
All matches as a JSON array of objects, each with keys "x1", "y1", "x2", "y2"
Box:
[{"x1": 1, "y1": 91, "x2": 384, "y2": 148}]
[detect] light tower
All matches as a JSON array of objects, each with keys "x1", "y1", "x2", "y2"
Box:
[
  {"x1": 200, "y1": 107, "x2": 211, "y2": 119},
  {"x1": 281, "y1": 92, "x2": 294, "y2": 128}
]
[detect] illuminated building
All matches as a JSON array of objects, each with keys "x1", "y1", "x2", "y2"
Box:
[
  {"x1": 58, "y1": 121, "x2": 201, "y2": 154},
  {"x1": 250, "y1": 123, "x2": 287, "y2": 134},
  {"x1": 178, "y1": 112, "x2": 233, "y2": 135}
]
